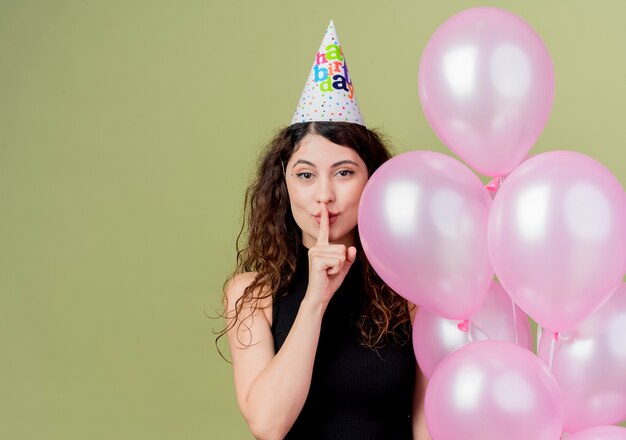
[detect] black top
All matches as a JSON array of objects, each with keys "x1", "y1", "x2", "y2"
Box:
[{"x1": 272, "y1": 245, "x2": 416, "y2": 440}]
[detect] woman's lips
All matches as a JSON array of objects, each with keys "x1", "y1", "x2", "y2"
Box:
[{"x1": 314, "y1": 213, "x2": 338, "y2": 224}]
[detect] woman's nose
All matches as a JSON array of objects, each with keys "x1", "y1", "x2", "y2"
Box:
[{"x1": 315, "y1": 177, "x2": 335, "y2": 204}]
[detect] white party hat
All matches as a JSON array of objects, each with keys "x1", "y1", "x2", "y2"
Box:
[{"x1": 291, "y1": 20, "x2": 365, "y2": 126}]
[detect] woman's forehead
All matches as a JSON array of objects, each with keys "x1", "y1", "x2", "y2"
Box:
[{"x1": 289, "y1": 133, "x2": 362, "y2": 166}]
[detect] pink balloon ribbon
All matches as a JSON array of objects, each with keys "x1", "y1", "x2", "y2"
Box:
[
  {"x1": 457, "y1": 319, "x2": 469, "y2": 332},
  {"x1": 486, "y1": 176, "x2": 504, "y2": 194},
  {"x1": 511, "y1": 297, "x2": 519, "y2": 345}
]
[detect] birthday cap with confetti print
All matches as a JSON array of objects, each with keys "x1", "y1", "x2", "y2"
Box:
[{"x1": 291, "y1": 20, "x2": 365, "y2": 126}]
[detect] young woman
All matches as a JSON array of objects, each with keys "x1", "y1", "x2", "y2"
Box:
[
  {"x1": 219, "y1": 21, "x2": 430, "y2": 440},
  {"x1": 220, "y1": 121, "x2": 430, "y2": 440}
]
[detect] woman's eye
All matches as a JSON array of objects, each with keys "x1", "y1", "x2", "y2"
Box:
[
  {"x1": 336, "y1": 169, "x2": 354, "y2": 177},
  {"x1": 295, "y1": 172, "x2": 313, "y2": 180}
]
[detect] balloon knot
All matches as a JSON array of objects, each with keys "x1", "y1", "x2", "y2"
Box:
[
  {"x1": 457, "y1": 319, "x2": 470, "y2": 332},
  {"x1": 553, "y1": 331, "x2": 559, "y2": 342},
  {"x1": 486, "y1": 176, "x2": 503, "y2": 195}
]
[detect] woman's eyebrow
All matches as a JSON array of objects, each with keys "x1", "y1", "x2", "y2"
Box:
[
  {"x1": 291, "y1": 159, "x2": 316, "y2": 169},
  {"x1": 291, "y1": 159, "x2": 360, "y2": 169},
  {"x1": 331, "y1": 160, "x2": 360, "y2": 168}
]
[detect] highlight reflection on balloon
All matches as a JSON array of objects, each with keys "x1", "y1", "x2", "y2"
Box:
[
  {"x1": 538, "y1": 284, "x2": 626, "y2": 433},
  {"x1": 419, "y1": 7, "x2": 554, "y2": 177},
  {"x1": 488, "y1": 151, "x2": 626, "y2": 331},
  {"x1": 358, "y1": 150, "x2": 492, "y2": 319}
]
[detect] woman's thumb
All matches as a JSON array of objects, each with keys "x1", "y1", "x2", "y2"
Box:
[{"x1": 346, "y1": 246, "x2": 357, "y2": 265}]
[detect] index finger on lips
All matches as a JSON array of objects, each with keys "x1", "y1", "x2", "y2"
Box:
[{"x1": 317, "y1": 203, "x2": 329, "y2": 246}]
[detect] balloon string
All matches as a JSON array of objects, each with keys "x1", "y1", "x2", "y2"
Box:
[
  {"x1": 536, "y1": 326, "x2": 557, "y2": 370},
  {"x1": 458, "y1": 319, "x2": 489, "y2": 342},
  {"x1": 511, "y1": 297, "x2": 519, "y2": 345},
  {"x1": 470, "y1": 320, "x2": 489, "y2": 340},
  {"x1": 548, "y1": 332, "x2": 558, "y2": 370}
]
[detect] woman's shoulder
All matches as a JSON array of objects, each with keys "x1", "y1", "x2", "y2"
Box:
[
  {"x1": 224, "y1": 272, "x2": 273, "y2": 321},
  {"x1": 225, "y1": 271, "x2": 258, "y2": 295},
  {"x1": 224, "y1": 272, "x2": 259, "y2": 305}
]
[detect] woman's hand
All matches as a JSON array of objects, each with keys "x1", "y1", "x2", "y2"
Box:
[{"x1": 305, "y1": 203, "x2": 357, "y2": 306}]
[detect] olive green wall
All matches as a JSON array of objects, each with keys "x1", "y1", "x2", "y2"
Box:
[{"x1": 1, "y1": 1, "x2": 624, "y2": 439}]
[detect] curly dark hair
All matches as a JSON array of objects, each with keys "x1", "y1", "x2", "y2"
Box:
[{"x1": 217, "y1": 121, "x2": 411, "y2": 353}]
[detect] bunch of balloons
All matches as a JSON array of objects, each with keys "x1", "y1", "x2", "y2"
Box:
[{"x1": 358, "y1": 7, "x2": 626, "y2": 440}]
